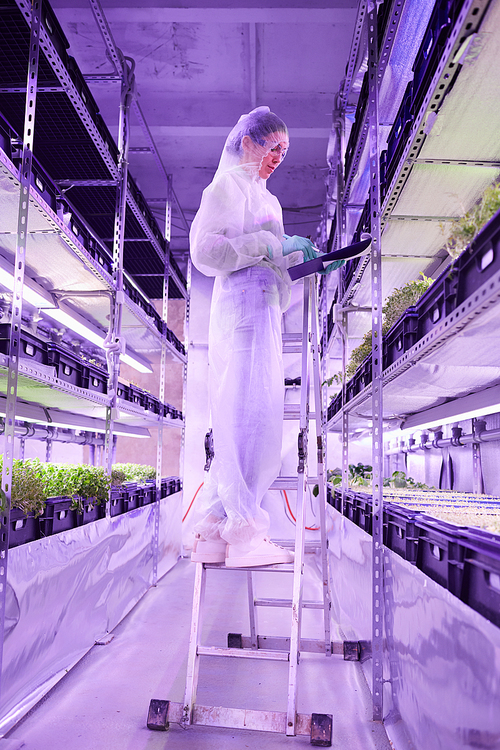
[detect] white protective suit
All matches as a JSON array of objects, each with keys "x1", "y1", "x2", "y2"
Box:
[{"x1": 190, "y1": 107, "x2": 301, "y2": 550}]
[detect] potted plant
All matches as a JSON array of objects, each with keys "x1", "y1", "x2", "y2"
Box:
[{"x1": 0, "y1": 457, "x2": 46, "y2": 547}]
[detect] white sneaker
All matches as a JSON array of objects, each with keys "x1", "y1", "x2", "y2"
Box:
[
  {"x1": 191, "y1": 534, "x2": 227, "y2": 563},
  {"x1": 225, "y1": 538, "x2": 294, "y2": 568}
]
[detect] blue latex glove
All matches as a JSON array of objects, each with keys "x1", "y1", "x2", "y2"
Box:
[
  {"x1": 282, "y1": 234, "x2": 318, "y2": 261},
  {"x1": 319, "y1": 259, "x2": 345, "y2": 275}
]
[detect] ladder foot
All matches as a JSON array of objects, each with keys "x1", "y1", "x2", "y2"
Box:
[
  {"x1": 147, "y1": 699, "x2": 170, "y2": 731},
  {"x1": 310, "y1": 712, "x2": 333, "y2": 747},
  {"x1": 343, "y1": 641, "x2": 360, "y2": 661},
  {"x1": 227, "y1": 632, "x2": 243, "y2": 648}
]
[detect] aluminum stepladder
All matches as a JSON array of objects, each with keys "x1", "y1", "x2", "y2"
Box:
[{"x1": 147, "y1": 275, "x2": 334, "y2": 746}]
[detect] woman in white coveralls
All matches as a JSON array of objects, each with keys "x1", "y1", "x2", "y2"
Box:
[{"x1": 190, "y1": 106, "x2": 335, "y2": 568}]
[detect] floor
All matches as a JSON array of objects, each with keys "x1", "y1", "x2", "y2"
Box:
[{"x1": 4, "y1": 554, "x2": 392, "y2": 750}]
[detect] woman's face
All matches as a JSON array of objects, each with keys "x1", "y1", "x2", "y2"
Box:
[
  {"x1": 240, "y1": 132, "x2": 289, "y2": 179},
  {"x1": 259, "y1": 136, "x2": 288, "y2": 180}
]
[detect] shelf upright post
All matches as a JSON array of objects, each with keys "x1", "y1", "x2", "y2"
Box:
[
  {"x1": 334, "y1": 101, "x2": 349, "y2": 512},
  {"x1": 104, "y1": 54, "x2": 136, "y2": 499},
  {"x1": 0, "y1": 0, "x2": 42, "y2": 701},
  {"x1": 367, "y1": 2, "x2": 384, "y2": 722},
  {"x1": 179, "y1": 254, "x2": 192, "y2": 552},
  {"x1": 153, "y1": 179, "x2": 172, "y2": 586}
]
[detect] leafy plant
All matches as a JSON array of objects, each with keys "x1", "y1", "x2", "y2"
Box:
[
  {"x1": 346, "y1": 274, "x2": 434, "y2": 378},
  {"x1": 112, "y1": 462, "x2": 156, "y2": 485},
  {"x1": 43, "y1": 463, "x2": 111, "y2": 513},
  {"x1": 349, "y1": 462, "x2": 373, "y2": 486},
  {"x1": 0, "y1": 457, "x2": 46, "y2": 517},
  {"x1": 442, "y1": 181, "x2": 500, "y2": 259},
  {"x1": 383, "y1": 471, "x2": 430, "y2": 490},
  {"x1": 322, "y1": 373, "x2": 343, "y2": 388},
  {"x1": 313, "y1": 468, "x2": 342, "y2": 496}
]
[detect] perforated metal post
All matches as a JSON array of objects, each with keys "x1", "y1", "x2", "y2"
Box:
[
  {"x1": 334, "y1": 105, "x2": 349, "y2": 513},
  {"x1": 153, "y1": 190, "x2": 171, "y2": 585},
  {"x1": 0, "y1": 0, "x2": 41, "y2": 702},
  {"x1": 367, "y1": 3, "x2": 384, "y2": 722},
  {"x1": 104, "y1": 54, "x2": 135, "y2": 498},
  {"x1": 178, "y1": 256, "x2": 192, "y2": 552}
]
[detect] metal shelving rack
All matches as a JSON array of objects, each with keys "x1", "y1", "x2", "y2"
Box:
[
  {"x1": 0, "y1": 0, "x2": 189, "y2": 696},
  {"x1": 320, "y1": 0, "x2": 500, "y2": 722}
]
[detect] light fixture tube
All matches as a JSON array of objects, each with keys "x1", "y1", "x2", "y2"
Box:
[{"x1": 0, "y1": 260, "x2": 153, "y2": 373}]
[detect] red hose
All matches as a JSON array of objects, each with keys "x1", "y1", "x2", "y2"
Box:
[
  {"x1": 283, "y1": 490, "x2": 320, "y2": 531},
  {"x1": 182, "y1": 482, "x2": 204, "y2": 523},
  {"x1": 183, "y1": 484, "x2": 320, "y2": 531}
]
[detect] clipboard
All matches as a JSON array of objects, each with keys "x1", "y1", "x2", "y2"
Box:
[{"x1": 288, "y1": 234, "x2": 372, "y2": 281}]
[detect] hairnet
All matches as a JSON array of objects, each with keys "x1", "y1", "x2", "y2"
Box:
[{"x1": 215, "y1": 106, "x2": 289, "y2": 180}]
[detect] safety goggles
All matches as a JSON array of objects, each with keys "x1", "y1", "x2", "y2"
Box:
[{"x1": 268, "y1": 142, "x2": 288, "y2": 161}]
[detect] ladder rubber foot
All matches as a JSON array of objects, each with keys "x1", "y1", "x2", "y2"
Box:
[
  {"x1": 147, "y1": 699, "x2": 170, "y2": 731},
  {"x1": 343, "y1": 641, "x2": 360, "y2": 661},
  {"x1": 227, "y1": 633, "x2": 243, "y2": 649},
  {"x1": 310, "y1": 712, "x2": 333, "y2": 746}
]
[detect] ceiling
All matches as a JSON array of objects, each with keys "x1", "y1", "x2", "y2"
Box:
[{"x1": 48, "y1": 0, "x2": 359, "y2": 256}]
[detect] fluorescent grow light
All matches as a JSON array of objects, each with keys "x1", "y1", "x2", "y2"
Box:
[{"x1": 0, "y1": 259, "x2": 153, "y2": 374}]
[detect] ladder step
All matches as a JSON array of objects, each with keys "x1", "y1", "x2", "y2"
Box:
[
  {"x1": 272, "y1": 540, "x2": 322, "y2": 552},
  {"x1": 270, "y1": 476, "x2": 320, "y2": 490},
  {"x1": 204, "y1": 562, "x2": 294, "y2": 573},
  {"x1": 283, "y1": 404, "x2": 317, "y2": 420},
  {"x1": 197, "y1": 645, "x2": 289, "y2": 661},
  {"x1": 254, "y1": 598, "x2": 324, "y2": 610},
  {"x1": 282, "y1": 332, "x2": 303, "y2": 353},
  {"x1": 164, "y1": 701, "x2": 314, "y2": 736},
  {"x1": 238, "y1": 635, "x2": 343, "y2": 655}
]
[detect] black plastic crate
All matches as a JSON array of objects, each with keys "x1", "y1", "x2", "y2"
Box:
[
  {"x1": 66, "y1": 56, "x2": 100, "y2": 122},
  {"x1": 42, "y1": 2, "x2": 71, "y2": 64},
  {"x1": 355, "y1": 494, "x2": 373, "y2": 534},
  {"x1": 383, "y1": 503, "x2": 418, "y2": 563},
  {"x1": 344, "y1": 73, "x2": 369, "y2": 180},
  {"x1": 88, "y1": 240, "x2": 113, "y2": 275},
  {"x1": 76, "y1": 499, "x2": 105, "y2": 526},
  {"x1": 415, "y1": 270, "x2": 458, "y2": 339},
  {"x1": 110, "y1": 486, "x2": 125, "y2": 517},
  {"x1": 0, "y1": 112, "x2": 12, "y2": 160},
  {"x1": 383, "y1": 307, "x2": 419, "y2": 369},
  {"x1": 461, "y1": 536, "x2": 500, "y2": 627},
  {"x1": 454, "y1": 208, "x2": 500, "y2": 306},
  {"x1": 411, "y1": 0, "x2": 451, "y2": 117},
  {"x1": 117, "y1": 382, "x2": 131, "y2": 402},
  {"x1": 9, "y1": 508, "x2": 39, "y2": 547},
  {"x1": 144, "y1": 393, "x2": 160, "y2": 414},
  {"x1": 123, "y1": 485, "x2": 141, "y2": 512},
  {"x1": 129, "y1": 384, "x2": 145, "y2": 408},
  {"x1": 11, "y1": 151, "x2": 58, "y2": 212},
  {"x1": 47, "y1": 343, "x2": 83, "y2": 387},
  {"x1": 0, "y1": 324, "x2": 48, "y2": 364},
  {"x1": 330, "y1": 488, "x2": 342, "y2": 512},
  {"x1": 343, "y1": 493, "x2": 358, "y2": 524},
  {"x1": 82, "y1": 362, "x2": 108, "y2": 394},
  {"x1": 140, "y1": 485, "x2": 157, "y2": 506},
  {"x1": 40, "y1": 497, "x2": 78, "y2": 537},
  {"x1": 385, "y1": 81, "x2": 414, "y2": 188},
  {"x1": 327, "y1": 392, "x2": 342, "y2": 422},
  {"x1": 415, "y1": 516, "x2": 466, "y2": 596},
  {"x1": 161, "y1": 477, "x2": 179, "y2": 498}
]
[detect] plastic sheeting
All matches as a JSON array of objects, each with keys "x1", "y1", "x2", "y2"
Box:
[
  {"x1": 0, "y1": 496, "x2": 181, "y2": 735},
  {"x1": 327, "y1": 505, "x2": 500, "y2": 750}
]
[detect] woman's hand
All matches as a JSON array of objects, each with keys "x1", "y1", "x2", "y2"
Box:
[
  {"x1": 319, "y1": 259, "x2": 345, "y2": 275},
  {"x1": 282, "y1": 234, "x2": 318, "y2": 261}
]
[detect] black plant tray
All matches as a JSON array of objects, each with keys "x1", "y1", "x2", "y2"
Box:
[
  {"x1": 0, "y1": 324, "x2": 48, "y2": 364},
  {"x1": 46, "y1": 343, "x2": 83, "y2": 387},
  {"x1": 8, "y1": 508, "x2": 39, "y2": 547},
  {"x1": 40, "y1": 497, "x2": 78, "y2": 537},
  {"x1": 76, "y1": 499, "x2": 106, "y2": 526}
]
